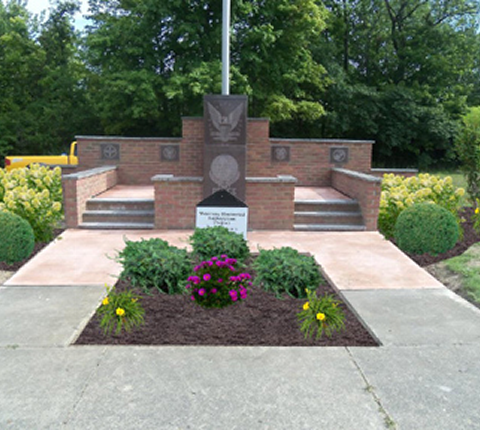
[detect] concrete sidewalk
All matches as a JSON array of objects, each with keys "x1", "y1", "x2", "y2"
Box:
[{"x1": 1, "y1": 229, "x2": 480, "y2": 429}]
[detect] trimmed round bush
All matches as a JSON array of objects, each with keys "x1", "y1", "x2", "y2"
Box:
[
  {"x1": 116, "y1": 238, "x2": 191, "y2": 294},
  {"x1": 253, "y1": 246, "x2": 324, "y2": 299},
  {"x1": 189, "y1": 226, "x2": 250, "y2": 263},
  {"x1": 0, "y1": 211, "x2": 35, "y2": 264},
  {"x1": 394, "y1": 203, "x2": 460, "y2": 256}
]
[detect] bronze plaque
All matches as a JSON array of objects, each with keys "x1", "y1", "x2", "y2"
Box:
[{"x1": 203, "y1": 95, "x2": 248, "y2": 202}]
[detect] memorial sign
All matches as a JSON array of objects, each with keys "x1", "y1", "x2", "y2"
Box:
[
  {"x1": 196, "y1": 190, "x2": 248, "y2": 239},
  {"x1": 203, "y1": 95, "x2": 247, "y2": 201}
]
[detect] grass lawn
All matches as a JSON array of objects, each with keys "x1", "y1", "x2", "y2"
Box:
[{"x1": 443, "y1": 243, "x2": 480, "y2": 305}]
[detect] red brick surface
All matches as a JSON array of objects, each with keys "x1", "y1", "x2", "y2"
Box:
[
  {"x1": 331, "y1": 170, "x2": 381, "y2": 231},
  {"x1": 63, "y1": 169, "x2": 118, "y2": 228}
]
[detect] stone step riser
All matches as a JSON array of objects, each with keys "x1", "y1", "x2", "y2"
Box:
[
  {"x1": 294, "y1": 224, "x2": 366, "y2": 232},
  {"x1": 295, "y1": 202, "x2": 360, "y2": 213},
  {"x1": 83, "y1": 211, "x2": 154, "y2": 224},
  {"x1": 86, "y1": 200, "x2": 154, "y2": 212},
  {"x1": 294, "y1": 213, "x2": 364, "y2": 226},
  {"x1": 80, "y1": 222, "x2": 155, "y2": 230}
]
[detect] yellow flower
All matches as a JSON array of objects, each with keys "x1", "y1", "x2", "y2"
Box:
[
  {"x1": 455, "y1": 188, "x2": 465, "y2": 197},
  {"x1": 316, "y1": 312, "x2": 326, "y2": 321},
  {"x1": 116, "y1": 307, "x2": 125, "y2": 316},
  {"x1": 303, "y1": 302, "x2": 310, "y2": 311},
  {"x1": 102, "y1": 297, "x2": 109, "y2": 306},
  {"x1": 475, "y1": 208, "x2": 480, "y2": 215}
]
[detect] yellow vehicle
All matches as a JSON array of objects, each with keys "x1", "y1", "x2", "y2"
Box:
[{"x1": 4, "y1": 141, "x2": 78, "y2": 171}]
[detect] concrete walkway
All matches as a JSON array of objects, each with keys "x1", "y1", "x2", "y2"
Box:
[{"x1": 1, "y1": 230, "x2": 480, "y2": 429}]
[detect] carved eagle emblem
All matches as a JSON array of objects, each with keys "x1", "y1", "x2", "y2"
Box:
[{"x1": 207, "y1": 102, "x2": 244, "y2": 143}]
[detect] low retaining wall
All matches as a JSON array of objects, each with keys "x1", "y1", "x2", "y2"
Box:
[
  {"x1": 370, "y1": 168, "x2": 418, "y2": 178},
  {"x1": 152, "y1": 175, "x2": 297, "y2": 230},
  {"x1": 246, "y1": 176, "x2": 296, "y2": 230},
  {"x1": 331, "y1": 168, "x2": 382, "y2": 231},
  {"x1": 63, "y1": 166, "x2": 118, "y2": 228},
  {"x1": 152, "y1": 175, "x2": 203, "y2": 229}
]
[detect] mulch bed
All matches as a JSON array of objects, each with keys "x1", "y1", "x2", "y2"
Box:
[
  {"x1": 75, "y1": 278, "x2": 379, "y2": 347},
  {"x1": 402, "y1": 207, "x2": 480, "y2": 267}
]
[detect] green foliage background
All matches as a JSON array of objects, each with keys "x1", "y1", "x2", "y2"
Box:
[{"x1": 1, "y1": 0, "x2": 479, "y2": 168}]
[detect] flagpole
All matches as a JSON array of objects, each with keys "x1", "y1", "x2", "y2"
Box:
[{"x1": 222, "y1": 0, "x2": 230, "y2": 95}]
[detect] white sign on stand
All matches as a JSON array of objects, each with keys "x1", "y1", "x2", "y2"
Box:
[{"x1": 196, "y1": 207, "x2": 248, "y2": 239}]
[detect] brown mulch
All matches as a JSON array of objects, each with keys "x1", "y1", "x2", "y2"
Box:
[
  {"x1": 0, "y1": 229, "x2": 64, "y2": 272},
  {"x1": 403, "y1": 207, "x2": 480, "y2": 267},
  {"x1": 75, "y1": 279, "x2": 379, "y2": 347}
]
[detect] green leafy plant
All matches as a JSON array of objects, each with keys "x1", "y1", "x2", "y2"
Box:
[
  {"x1": 97, "y1": 285, "x2": 145, "y2": 336},
  {"x1": 297, "y1": 288, "x2": 346, "y2": 339},
  {"x1": 0, "y1": 210, "x2": 35, "y2": 264},
  {"x1": 0, "y1": 165, "x2": 63, "y2": 242},
  {"x1": 379, "y1": 173, "x2": 465, "y2": 239},
  {"x1": 455, "y1": 107, "x2": 480, "y2": 205},
  {"x1": 394, "y1": 203, "x2": 460, "y2": 256},
  {"x1": 116, "y1": 238, "x2": 191, "y2": 294},
  {"x1": 189, "y1": 226, "x2": 250, "y2": 263},
  {"x1": 253, "y1": 247, "x2": 323, "y2": 299},
  {"x1": 187, "y1": 255, "x2": 252, "y2": 308}
]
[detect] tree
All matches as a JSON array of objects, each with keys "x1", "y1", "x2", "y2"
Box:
[{"x1": 84, "y1": 0, "x2": 329, "y2": 136}]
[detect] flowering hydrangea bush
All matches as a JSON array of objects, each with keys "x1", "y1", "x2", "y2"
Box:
[
  {"x1": 0, "y1": 165, "x2": 63, "y2": 242},
  {"x1": 187, "y1": 255, "x2": 252, "y2": 308},
  {"x1": 379, "y1": 173, "x2": 465, "y2": 239}
]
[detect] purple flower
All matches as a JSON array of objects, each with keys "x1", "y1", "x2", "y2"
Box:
[
  {"x1": 227, "y1": 258, "x2": 237, "y2": 265},
  {"x1": 198, "y1": 288, "x2": 206, "y2": 296},
  {"x1": 189, "y1": 276, "x2": 200, "y2": 285},
  {"x1": 203, "y1": 273, "x2": 211, "y2": 281},
  {"x1": 217, "y1": 278, "x2": 223, "y2": 283},
  {"x1": 185, "y1": 284, "x2": 191, "y2": 289},
  {"x1": 240, "y1": 291, "x2": 247, "y2": 299},
  {"x1": 229, "y1": 266, "x2": 235, "y2": 271},
  {"x1": 211, "y1": 257, "x2": 218, "y2": 261},
  {"x1": 191, "y1": 295, "x2": 195, "y2": 301},
  {"x1": 193, "y1": 266, "x2": 200, "y2": 272},
  {"x1": 211, "y1": 288, "x2": 217, "y2": 294},
  {"x1": 229, "y1": 276, "x2": 238, "y2": 282},
  {"x1": 207, "y1": 261, "x2": 213, "y2": 266},
  {"x1": 216, "y1": 261, "x2": 224, "y2": 267},
  {"x1": 221, "y1": 254, "x2": 228, "y2": 259},
  {"x1": 248, "y1": 281, "x2": 253, "y2": 286},
  {"x1": 229, "y1": 290, "x2": 238, "y2": 297}
]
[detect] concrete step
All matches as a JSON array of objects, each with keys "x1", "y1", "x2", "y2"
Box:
[
  {"x1": 294, "y1": 211, "x2": 364, "y2": 226},
  {"x1": 86, "y1": 198, "x2": 154, "y2": 212},
  {"x1": 79, "y1": 222, "x2": 155, "y2": 230},
  {"x1": 82, "y1": 209, "x2": 155, "y2": 224},
  {"x1": 294, "y1": 199, "x2": 360, "y2": 213},
  {"x1": 294, "y1": 224, "x2": 367, "y2": 232}
]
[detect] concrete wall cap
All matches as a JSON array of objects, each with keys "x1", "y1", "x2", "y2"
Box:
[
  {"x1": 151, "y1": 175, "x2": 203, "y2": 182},
  {"x1": 246, "y1": 176, "x2": 298, "y2": 183},
  {"x1": 75, "y1": 135, "x2": 181, "y2": 141},
  {"x1": 332, "y1": 168, "x2": 382, "y2": 183},
  {"x1": 63, "y1": 165, "x2": 117, "y2": 180},
  {"x1": 371, "y1": 168, "x2": 419, "y2": 174},
  {"x1": 270, "y1": 138, "x2": 375, "y2": 144}
]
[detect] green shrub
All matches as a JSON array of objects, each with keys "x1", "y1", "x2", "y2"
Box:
[
  {"x1": 252, "y1": 247, "x2": 323, "y2": 299},
  {"x1": 0, "y1": 211, "x2": 35, "y2": 264},
  {"x1": 297, "y1": 288, "x2": 346, "y2": 339},
  {"x1": 116, "y1": 238, "x2": 191, "y2": 294},
  {"x1": 187, "y1": 255, "x2": 252, "y2": 308},
  {"x1": 394, "y1": 203, "x2": 460, "y2": 256},
  {"x1": 379, "y1": 173, "x2": 464, "y2": 239},
  {"x1": 190, "y1": 226, "x2": 250, "y2": 263},
  {"x1": 98, "y1": 285, "x2": 145, "y2": 336},
  {"x1": 455, "y1": 107, "x2": 480, "y2": 205}
]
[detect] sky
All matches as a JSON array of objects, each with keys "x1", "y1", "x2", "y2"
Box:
[{"x1": 25, "y1": 0, "x2": 89, "y2": 30}]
